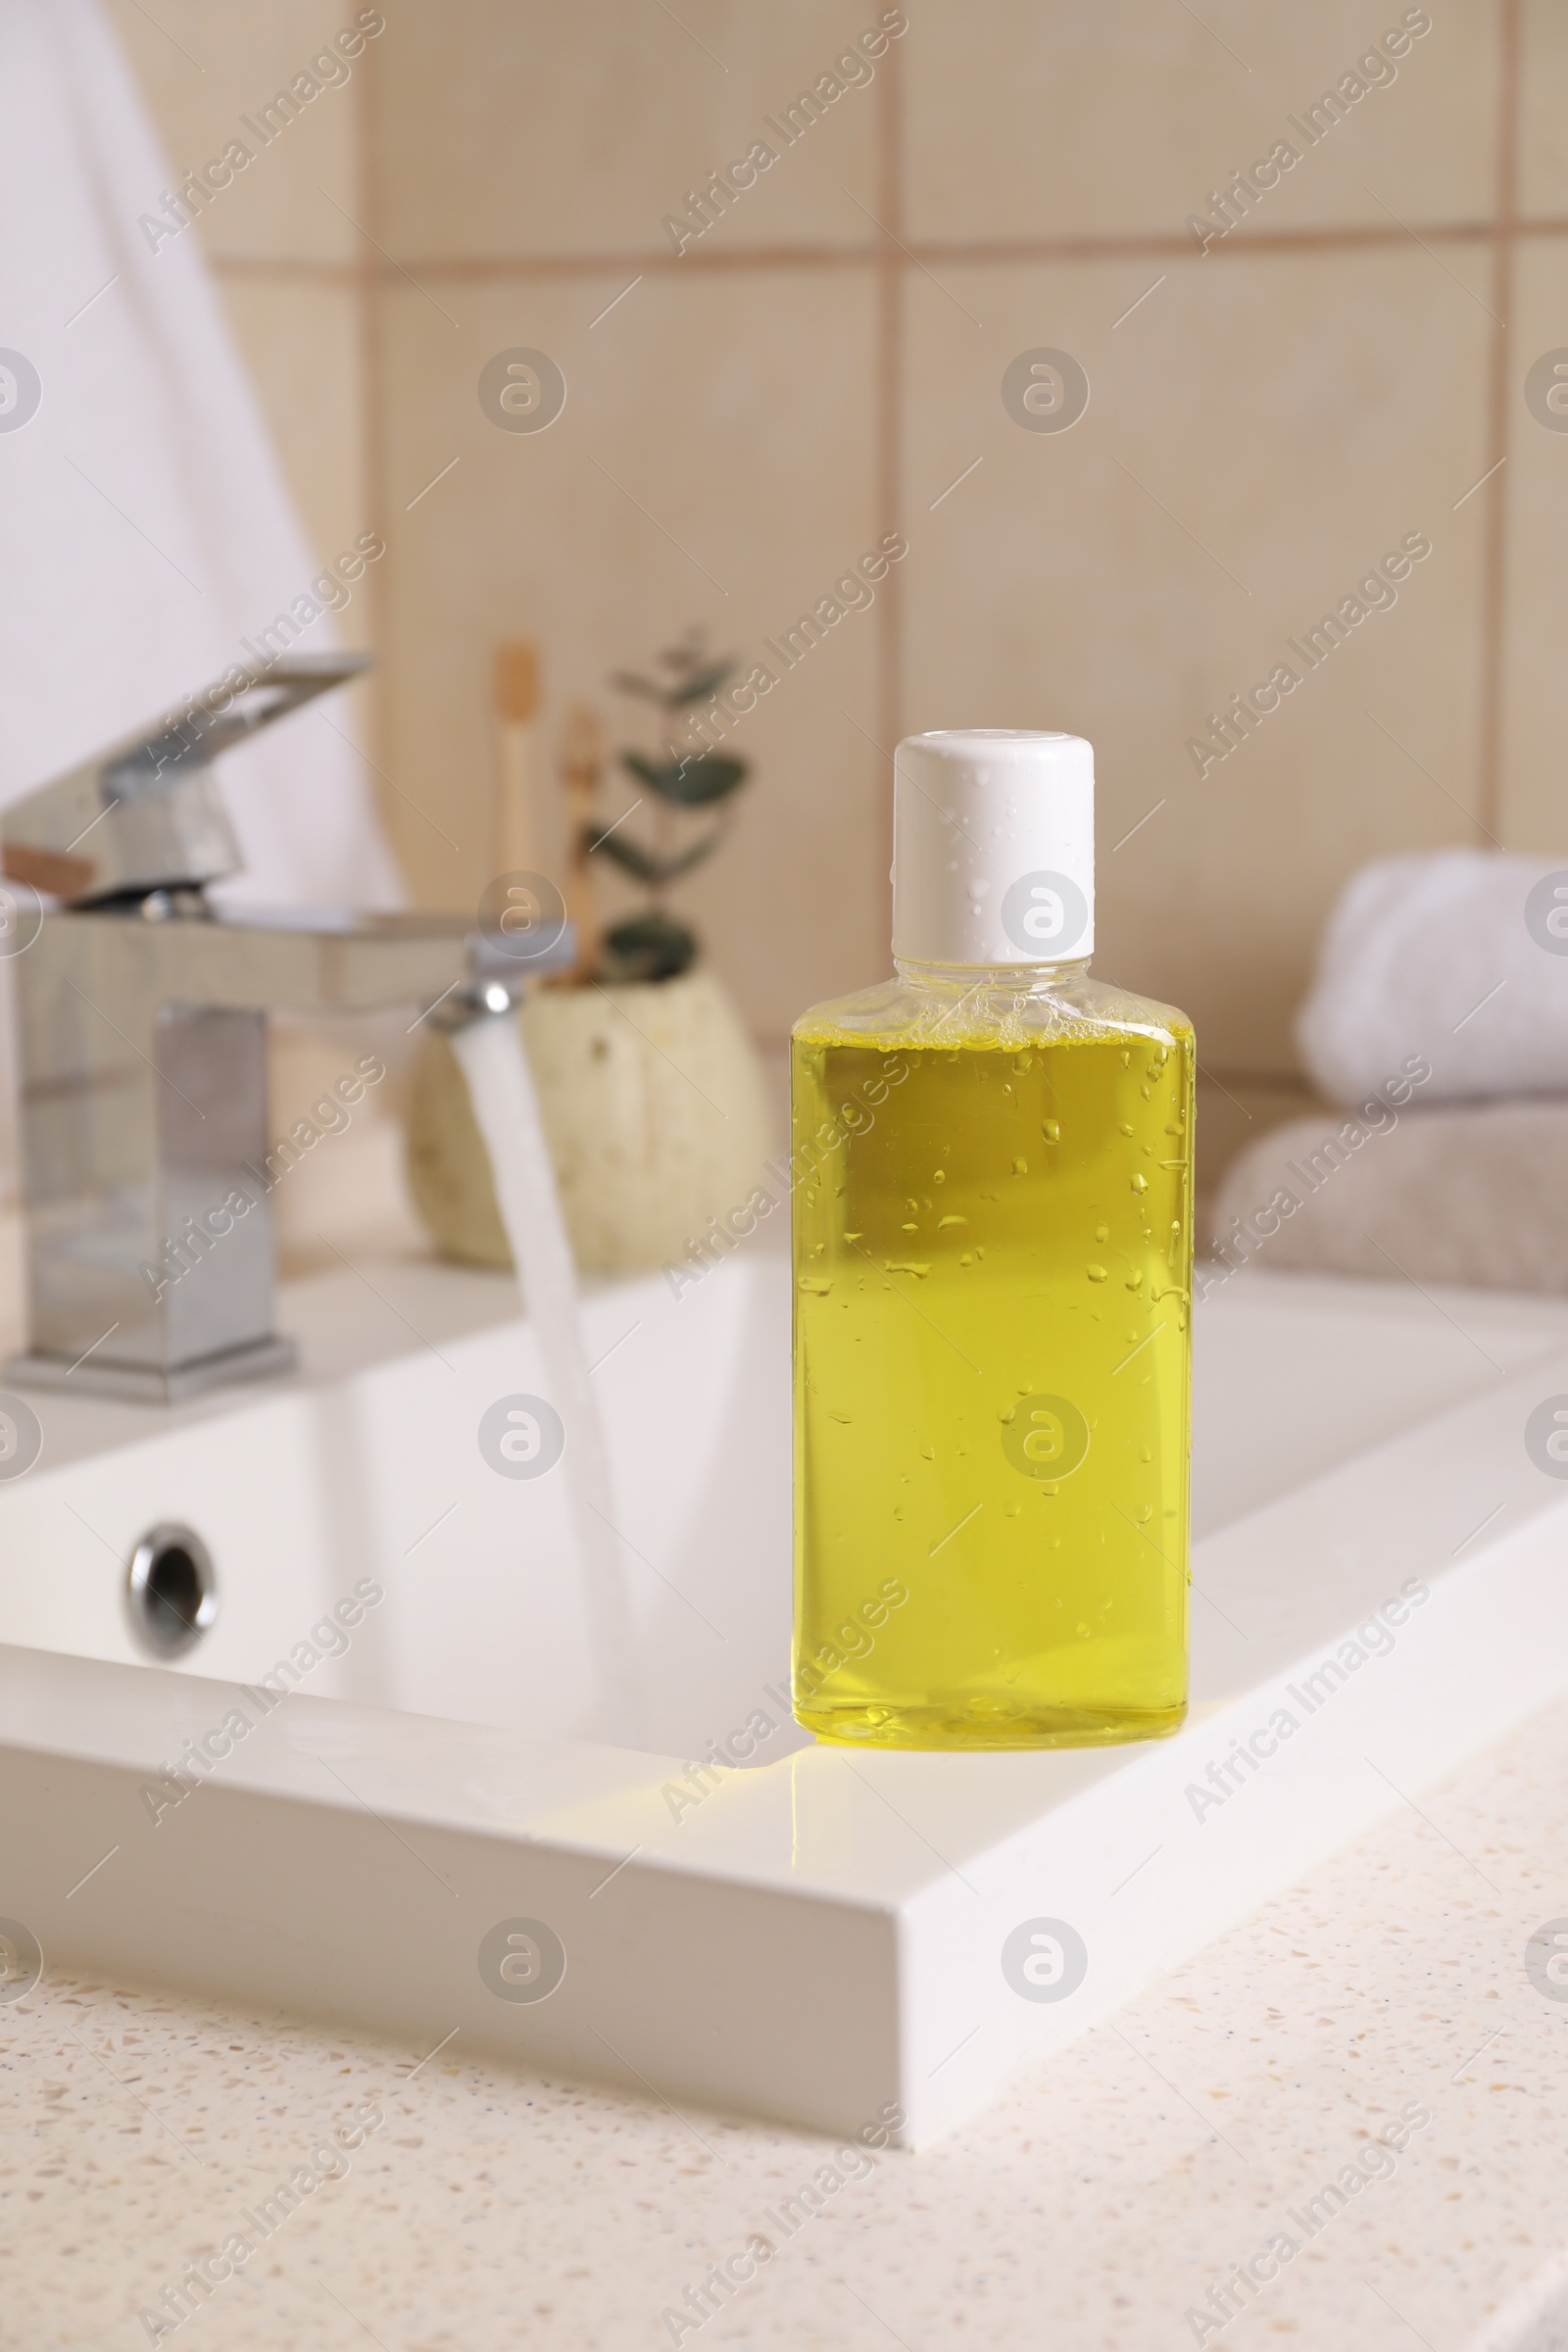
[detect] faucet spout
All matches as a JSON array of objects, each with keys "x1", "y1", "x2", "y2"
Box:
[{"x1": 1, "y1": 658, "x2": 570, "y2": 1401}]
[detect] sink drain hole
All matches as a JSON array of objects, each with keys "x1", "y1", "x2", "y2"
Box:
[{"x1": 126, "y1": 1524, "x2": 218, "y2": 1658}]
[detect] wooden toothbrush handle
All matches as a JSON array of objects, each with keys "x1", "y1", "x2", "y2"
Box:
[{"x1": 559, "y1": 700, "x2": 601, "y2": 983}]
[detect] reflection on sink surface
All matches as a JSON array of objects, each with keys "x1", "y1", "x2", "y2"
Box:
[{"x1": 0, "y1": 1246, "x2": 795, "y2": 1759}]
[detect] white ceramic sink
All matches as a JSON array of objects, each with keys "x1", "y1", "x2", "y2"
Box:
[
  {"x1": 2, "y1": 1247, "x2": 796, "y2": 1755},
  {"x1": 4, "y1": 1247, "x2": 1568, "y2": 2143}
]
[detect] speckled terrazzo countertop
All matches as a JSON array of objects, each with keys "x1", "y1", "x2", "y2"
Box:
[{"x1": 6, "y1": 1692, "x2": 1568, "y2": 2352}]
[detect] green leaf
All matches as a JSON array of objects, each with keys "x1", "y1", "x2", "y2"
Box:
[
  {"x1": 667, "y1": 753, "x2": 747, "y2": 806},
  {"x1": 620, "y1": 750, "x2": 747, "y2": 807},
  {"x1": 601, "y1": 911, "x2": 698, "y2": 983},
  {"x1": 619, "y1": 751, "x2": 675, "y2": 794},
  {"x1": 581, "y1": 822, "x2": 718, "y2": 884},
  {"x1": 582, "y1": 825, "x2": 662, "y2": 883}
]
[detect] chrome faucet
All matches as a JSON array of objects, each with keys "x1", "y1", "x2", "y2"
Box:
[{"x1": 0, "y1": 654, "x2": 566, "y2": 1401}]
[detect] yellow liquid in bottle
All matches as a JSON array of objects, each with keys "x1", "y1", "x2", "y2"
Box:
[{"x1": 792, "y1": 994, "x2": 1193, "y2": 1749}]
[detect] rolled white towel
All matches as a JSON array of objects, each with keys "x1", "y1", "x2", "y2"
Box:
[{"x1": 1296, "y1": 850, "x2": 1568, "y2": 1103}]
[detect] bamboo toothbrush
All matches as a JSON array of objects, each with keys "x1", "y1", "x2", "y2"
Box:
[
  {"x1": 558, "y1": 699, "x2": 602, "y2": 984},
  {"x1": 493, "y1": 638, "x2": 540, "y2": 880}
]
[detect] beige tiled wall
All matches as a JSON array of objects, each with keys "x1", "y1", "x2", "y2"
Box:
[
  {"x1": 368, "y1": 0, "x2": 901, "y2": 1030},
  {"x1": 111, "y1": 0, "x2": 1568, "y2": 1210},
  {"x1": 377, "y1": 263, "x2": 884, "y2": 1017},
  {"x1": 899, "y1": 243, "x2": 1492, "y2": 1065},
  {"x1": 371, "y1": 3, "x2": 882, "y2": 261},
  {"x1": 104, "y1": 0, "x2": 371, "y2": 579}
]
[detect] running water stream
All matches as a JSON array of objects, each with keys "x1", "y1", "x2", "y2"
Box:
[{"x1": 450, "y1": 1011, "x2": 644, "y2": 1744}]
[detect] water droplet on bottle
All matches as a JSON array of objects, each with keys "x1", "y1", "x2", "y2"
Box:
[
  {"x1": 1043, "y1": 1118, "x2": 1060, "y2": 1142},
  {"x1": 1095, "y1": 1222, "x2": 1109, "y2": 1242},
  {"x1": 1131, "y1": 1173, "x2": 1148, "y2": 1193},
  {"x1": 1012, "y1": 1156, "x2": 1028, "y2": 1176},
  {"x1": 1087, "y1": 1264, "x2": 1107, "y2": 1283}
]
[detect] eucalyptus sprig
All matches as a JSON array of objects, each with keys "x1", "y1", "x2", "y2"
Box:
[{"x1": 590, "y1": 630, "x2": 752, "y2": 981}]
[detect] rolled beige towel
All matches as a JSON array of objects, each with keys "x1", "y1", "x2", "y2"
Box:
[{"x1": 1208, "y1": 1098, "x2": 1568, "y2": 1295}]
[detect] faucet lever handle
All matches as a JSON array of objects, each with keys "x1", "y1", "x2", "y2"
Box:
[
  {"x1": 2, "y1": 653, "x2": 373, "y2": 905},
  {"x1": 111, "y1": 653, "x2": 373, "y2": 788}
]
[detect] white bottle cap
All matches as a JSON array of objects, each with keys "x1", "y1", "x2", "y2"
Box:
[{"x1": 892, "y1": 730, "x2": 1095, "y2": 966}]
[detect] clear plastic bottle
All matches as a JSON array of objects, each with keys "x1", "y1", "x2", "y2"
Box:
[{"x1": 791, "y1": 732, "x2": 1193, "y2": 1749}]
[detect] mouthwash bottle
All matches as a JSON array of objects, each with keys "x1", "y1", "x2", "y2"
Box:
[{"x1": 792, "y1": 730, "x2": 1193, "y2": 1749}]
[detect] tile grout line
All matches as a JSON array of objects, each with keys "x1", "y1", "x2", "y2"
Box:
[
  {"x1": 1477, "y1": 0, "x2": 1523, "y2": 847},
  {"x1": 356, "y1": 27, "x2": 394, "y2": 859},
  {"x1": 873, "y1": 24, "x2": 905, "y2": 950},
  {"x1": 206, "y1": 219, "x2": 1568, "y2": 291}
]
